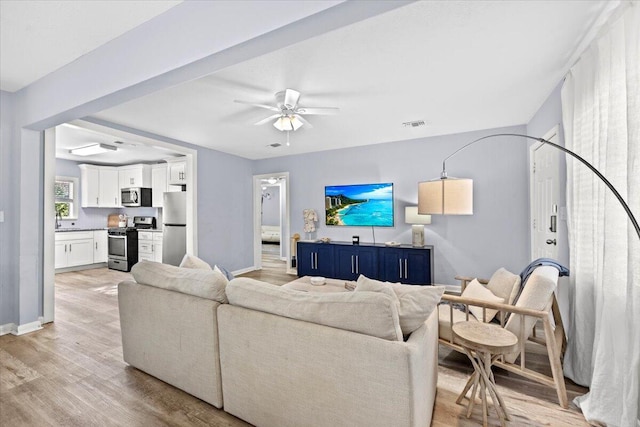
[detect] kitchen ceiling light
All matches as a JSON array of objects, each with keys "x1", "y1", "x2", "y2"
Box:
[{"x1": 69, "y1": 143, "x2": 117, "y2": 156}]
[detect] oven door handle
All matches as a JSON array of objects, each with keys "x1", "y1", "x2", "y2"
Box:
[{"x1": 109, "y1": 235, "x2": 126, "y2": 239}]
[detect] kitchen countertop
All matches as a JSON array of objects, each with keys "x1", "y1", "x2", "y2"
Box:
[{"x1": 55, "y1": 227, "x2": 108, "y2": 233}]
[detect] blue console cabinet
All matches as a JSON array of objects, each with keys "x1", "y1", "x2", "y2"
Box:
[{"x1": 297, "y1": 241, "x2": 433, "y2": 285}]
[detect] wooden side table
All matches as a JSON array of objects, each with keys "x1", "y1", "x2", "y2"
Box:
[{"x1": 452, "y1": 321, "x2": 518, "y2": 427}]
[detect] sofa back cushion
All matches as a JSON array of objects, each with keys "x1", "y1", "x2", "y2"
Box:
[
  {"x1": 131, "y1": 260, "x2": 228, "y2": 303},
  {"x1": 226, "y1": 278, "x2": 403, "y2": 341},
  {"x1": 355, "y1": 275, "x2": 445, "y2": 336}
]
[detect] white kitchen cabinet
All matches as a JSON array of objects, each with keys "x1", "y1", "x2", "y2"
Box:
[
  {"x1": 99, "y1": 168, "x2": 120, "y2": 207},
  {"x1": 93, "y1": 230, "x2": 108, "y2": 263},
  {"x1": 119, "y1": 164, "x2": 152, "y2": 189},
  {"x1": 139, "y1": 231, "x2": 163, "y2": 262},
  {"x1": 79, "y1": 165, "x2": 100, "y2": 207},
  {"x1": 166, "y1": 158, "x2": 187, "y2": 186},
  {"x1": 79, "y1": 165, "x2": 120, "y2": 207},
  {"x1": 55, "y1": 231, "x2": 95, "y2": 268},
  {"x1": 151, "y1": 164, "x2": 168, "y2": 207}
]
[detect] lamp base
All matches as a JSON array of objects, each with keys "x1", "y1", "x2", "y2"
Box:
[{"x1": 411, "y1": 224, "x2": 425, "y2": 247}]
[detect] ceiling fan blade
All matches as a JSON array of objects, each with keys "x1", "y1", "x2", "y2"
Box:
[
  {"x1": 283, "y1": 89, "x2": 301, "y2": 109},
  {"x1": 294, "y1": 114, "x2": 313, "y2": 129},
  {"x1": 296, "y1": 107, "x2": 339, "y2": 115},
  {"x1": 254, "y1": 114, "x2": 282, "y2": 126},
  {"x1": 234, "y1": 99, "x2": 281, "y2": 113}
]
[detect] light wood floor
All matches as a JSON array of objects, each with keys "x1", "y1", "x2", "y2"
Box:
[{"x1": 0, "y1": 258, "x2": 589, "y2": 426}]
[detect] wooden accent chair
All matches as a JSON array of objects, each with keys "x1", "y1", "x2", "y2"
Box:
[{"x1": 438, "y1": 266, "x2": 568, "y2": 408}]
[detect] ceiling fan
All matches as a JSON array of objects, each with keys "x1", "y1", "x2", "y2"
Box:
[{"x1": 234, "y1": 88, "x2": 339, "y2": 131}]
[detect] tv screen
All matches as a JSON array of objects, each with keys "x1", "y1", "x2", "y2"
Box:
[{"x1": 325, "y1": 183, "x2": 394, "y2": 227}]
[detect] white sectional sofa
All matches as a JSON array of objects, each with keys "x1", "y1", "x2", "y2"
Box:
[
  {"x1": 118, "y1": 261, "x2": 443, "y2": 427},
  {"x1": 261, "y1": 225, "x2": 280, "y2": 243}
]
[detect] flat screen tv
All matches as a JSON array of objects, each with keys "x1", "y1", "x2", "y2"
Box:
[{"x1": 325, "y1": 183, "x2": 394, "y2": 227}]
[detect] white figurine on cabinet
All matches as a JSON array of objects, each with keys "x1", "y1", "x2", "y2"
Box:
[{"x1": 303, "y1": 208, "x2": 318, "y2": 239}]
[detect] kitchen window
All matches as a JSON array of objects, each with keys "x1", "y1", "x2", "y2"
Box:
[{"x1": 55, "y1": 176, "x2": 79, "y2": 220}]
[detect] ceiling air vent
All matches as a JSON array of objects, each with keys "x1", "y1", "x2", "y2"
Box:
[{"x1": 402, "y1": 120, "x2": 426, "y2": 128}]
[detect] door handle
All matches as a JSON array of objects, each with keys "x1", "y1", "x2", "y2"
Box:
[
  {"x1": 356, "y1": 255, "x2": 359, "y2": 274},
  {"x1": 311, "y1": 253, "x2": 314, "y2": 269},
  {"x1": 404, "y1": 259, "x2": 408, "y2": 278},
  {"x1": 399, "y1": 259, "x2": 403, "y2": 279},
  {"x1": 95, "y1": 242, "x2": 97, "y2": 250},
  {"x1": 314, "y1": 253, "x2": 318, "y2": 269},
  {"x1": 65, "y1": 244, "x2": 67, "y2": 253},
  {"x1": 351, "y1": 255, "x2": 354, "y2": 274},
  {"x1": 546, "y1": 239, "x2": 557, "y2": 245},
  {"x1": 549, "y1": 215, "x2": 557, "y2": 232}
]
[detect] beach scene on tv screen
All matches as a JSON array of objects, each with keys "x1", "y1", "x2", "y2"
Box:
[{"x1": 325, "y1": 183, "x2": 394, "y2": 227}]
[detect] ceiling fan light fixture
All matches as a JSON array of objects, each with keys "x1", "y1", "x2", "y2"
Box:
[{"x1": 273, "y1": 115, "x2": 303, "y2": 132}]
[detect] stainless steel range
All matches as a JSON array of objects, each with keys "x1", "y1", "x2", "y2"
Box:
[{"x1": 107, "y1": 216, "x2": 156, "y2": 272}]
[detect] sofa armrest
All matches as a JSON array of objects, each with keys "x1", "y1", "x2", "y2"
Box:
[{"x1": 118, "y1": 281, "x2": 223, "y2": 408}]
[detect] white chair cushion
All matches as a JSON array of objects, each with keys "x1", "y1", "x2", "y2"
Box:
[
  {"x1": 504, "y1": 266, "x2": 559, "y2": 363},
  {"x1": 461, "y1": 279, "x2": 504, "y2": 322},
  {"x1": 437, "y1": 304, "x2": 476, "y2": 342},
  {"x1": 487, "y1": 267, "x2": 521, "y2": 305}
]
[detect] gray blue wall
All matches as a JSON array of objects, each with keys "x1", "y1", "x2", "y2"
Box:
[
  {"x1": 1, "y1": 90, "x2": 17, "y2": 325},
  {"x1": 261, "y1": 185, "x2": 281, "y2": 226},
  {"x1": 254, "y1": 125, "x2": 531, "y2": 284}
]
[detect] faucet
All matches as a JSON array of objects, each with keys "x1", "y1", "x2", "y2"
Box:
[{"x1": 55, "y1": 211, "x2": 61, "y2": 230}]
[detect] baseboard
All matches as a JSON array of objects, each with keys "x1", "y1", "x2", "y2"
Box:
[
  {"x1": 14, "y1": 320, "x2": 43, "y2": 336},
  {"x1": 232, "y1": 266, "x2": 257, "y2": 276},
  {"x1": 0, "y1": 323, "x2": 16, "y2": 336},
  {"x1": 55, "y1": 262, "x2": 107, "y2": 273}
]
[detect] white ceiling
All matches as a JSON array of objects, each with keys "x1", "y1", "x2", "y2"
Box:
[
  {"x1": 55, "y1": 121, "x2": 184, "y2": 165},
  {"x1": 2, "y1": 1, "x2": 612, "y2": 162},
  {"x1": 0, "y1": 0, "x2": 181, "y2": 92}
]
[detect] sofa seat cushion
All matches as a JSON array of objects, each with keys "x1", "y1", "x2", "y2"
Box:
[
  {"x1": 226, "y1": 278, "x2": 403, "y2": 341},
  {"x1": 131, "y1": 260, "x2": 228, "y2": 303}
]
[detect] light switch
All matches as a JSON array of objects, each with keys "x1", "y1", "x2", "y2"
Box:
[{"x1": 0, "y1": 211, "x2": 4, "y2": 222}]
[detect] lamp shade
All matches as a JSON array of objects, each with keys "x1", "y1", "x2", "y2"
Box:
[
  {"x1": 418, "y1": 178, "x2": 473, "y2": 215},
  {"x1": 404, "y1": 206, "x2": 431, "y2": 224}
]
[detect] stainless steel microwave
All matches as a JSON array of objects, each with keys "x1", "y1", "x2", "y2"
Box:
[{"x1": 121, "y1": 187, "x2": 152, "y2": 207}]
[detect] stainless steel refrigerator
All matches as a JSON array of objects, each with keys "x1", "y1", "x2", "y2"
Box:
[{"x1": 162, "y1": 191, "x2": 187, "y2": 266}]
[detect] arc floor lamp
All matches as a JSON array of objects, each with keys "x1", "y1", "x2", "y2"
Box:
[{"x1": 418, "y1": 133, "x2": 640, "y2": 242}]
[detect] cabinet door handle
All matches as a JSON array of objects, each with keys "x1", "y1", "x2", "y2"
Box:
[
  {"x1": 355, "y1": 255, "x2": 359, "y2": 274},
  {"x1": 95, "y1": 242, "x2": 97, "y2": 250},
  {"x1": 65, "y1": 244, "x2": 67, "y2": 253},
  {"x1": 351, "y1": 255, "x2": 354, "y2": 273},
  {"x1": 314, "y1": 253, "x2": 318, "y2": 269},
  {"x1": 69, "y1": 244, "x2": 72, "y2": 252},
  {"x1": 96, "y1": 197, "x2": 99, "y2": 205},
  {"x1": 404, "y1": 259, "x2": 408, "y2": 279},
  {"x1": 399, "y1": 259, "x2": 403, "y2": 279},
  {"x1": 115, "y1": 197, "x2": 117, "y2": 205},
  {"x1": 311, "y1": 253, "x2": 314, "y2": 269}
]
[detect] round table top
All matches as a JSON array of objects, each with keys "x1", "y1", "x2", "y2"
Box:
[{"x1": 452, "y1": 321, "x2": 518, "y2": 354}]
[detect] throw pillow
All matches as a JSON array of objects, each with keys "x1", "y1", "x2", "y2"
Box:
[
  {"x1": 486, "y1": 267, "x2": 521, "y2": 305},
  {"x1": 461, "y1": 279, "x2": 504, "y2": 322},
  {"x1": 132, "y1": 260, "x2": 228, "y2": 303},
  {"x1": 355, "y1": 275, "x2": 445, "y2": 336},
  {"x1": 179, "y1": 254, "x2": 212, "y2": 270}
]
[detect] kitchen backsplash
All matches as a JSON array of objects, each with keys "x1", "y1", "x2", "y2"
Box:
[{"x1": 59, "y1": 207, "x2": 160, "y2": 229}]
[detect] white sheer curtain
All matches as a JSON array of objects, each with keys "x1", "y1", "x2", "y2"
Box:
[{"x1": 561, "y1": 4, "x2": 640, "y2": 427}]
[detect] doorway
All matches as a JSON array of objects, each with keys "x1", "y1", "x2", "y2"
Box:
[
  {"x1": 253, "y1": 172, "x2": 290, "y2": 273},
  {"x1": 43, "y1": 119, "x2": 198, "y2": 324},
  {"x1": 530, "y1": 125, "x2": 560, "y2": 260}
]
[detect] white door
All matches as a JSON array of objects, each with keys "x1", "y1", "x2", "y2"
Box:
[
  {"x1": 67, "y1": 240, "x2": 94, "y2": 267},
  {"x1": 100, "y1": 168, "x2": 120, "y2": 207},
  {"x1": 54, "y1": 241, "x2": 68, "y2": 269},
  {"x1": 531, "y1": 128, "x2": 560, "y2": 260}
]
